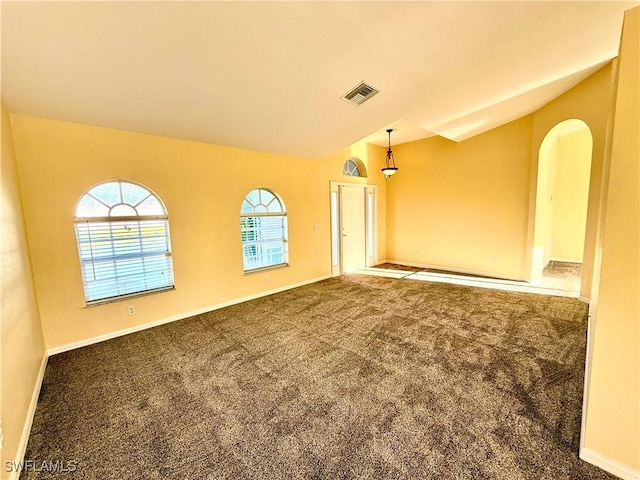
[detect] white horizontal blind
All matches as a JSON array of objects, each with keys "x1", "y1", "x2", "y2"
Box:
[
  {"x1": 75, "y1": 218, "x2": 174, "y2": 303},
  {"x1": 74, "y1": 180, "x2": 175, "y2": 304},
  {"x1": 240, "y1": 188, "x2": 288, "y2": 272},
  {"x1": 241, "y1": 215, "x2": 288, "y2": 271}
]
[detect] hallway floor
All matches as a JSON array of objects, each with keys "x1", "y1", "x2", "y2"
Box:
[{"x1": 357, "y1": 261, "x2": 583, "y2": 299}]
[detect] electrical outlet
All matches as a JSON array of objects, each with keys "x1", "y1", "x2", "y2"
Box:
[
  {"x1": 491, "y1": 257, "x2": 497, "y2": 264},
  {"x1": 313, "y1": 224, "x2": 321, "y2": 231},
  {"x1": 127, "y1": 305, "x2": 136, "y2": 315},
  {"x1": 264, "y1": 275, "x2": 270, "y2": 284}
]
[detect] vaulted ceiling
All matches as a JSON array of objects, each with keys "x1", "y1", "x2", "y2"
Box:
[{"x1": 2, "y1": 1, "x2": 636, "y2": 158}]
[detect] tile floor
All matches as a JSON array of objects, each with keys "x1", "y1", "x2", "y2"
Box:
[{"x1": 356, "y1": 261, "x2": 583, "y2": 299}]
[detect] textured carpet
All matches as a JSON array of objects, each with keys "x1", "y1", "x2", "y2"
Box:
[
  {"x1": 22, "y1": 275, "x2": 614, "y2": 479},
  {"x1": 541, "y1": 261, "x2": 583, "y2": 295},
  {"x1": 543, "y1": 261, "x2": 582, "y2": 279}
]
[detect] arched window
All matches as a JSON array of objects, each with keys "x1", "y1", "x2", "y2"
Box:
[
  {"x1": 343, "y1": 159, "x2": 360, "y2": 176},
  {"x1": 343, "y1": 158, "x2": 367, "y2": 177},
  {"x1": 74, "y1": 180, "x2": 174, "y2": 304},
  {"x1": 241, "y1": 188, "x2": 288, "y2": 272}
]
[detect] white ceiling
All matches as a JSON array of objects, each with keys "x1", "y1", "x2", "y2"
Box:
[{"x1": 1, "y1": 1, "x2": 636, "y2": 158}]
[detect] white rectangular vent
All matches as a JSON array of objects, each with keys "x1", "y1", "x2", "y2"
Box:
[{"x1": 342, "y1": 81, "x2": 379, "y2": 105}]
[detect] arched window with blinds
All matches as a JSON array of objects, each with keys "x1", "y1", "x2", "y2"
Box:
[
  {"x1": 74, "y1": 180, "x2": 174, "y2": 304},
  {"x1": 241, "y1": 188, "x2": 288, "y2": 272}
]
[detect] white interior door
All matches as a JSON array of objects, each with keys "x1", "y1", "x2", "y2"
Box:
[{"x1": 340, "y1": 185, "x2": 366, "y2": 273}]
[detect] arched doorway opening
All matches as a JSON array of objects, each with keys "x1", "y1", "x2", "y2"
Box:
[{"x1": 532, "y1": 119, "x2": 593, "y2": 292}]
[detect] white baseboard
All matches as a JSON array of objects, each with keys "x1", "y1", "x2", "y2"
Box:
[
  {"x1": 47, "y1": 274, "x2": 332, "y2": 356},
  {"x1": 385, "y1": 259, "x2": 527, "y2": 283},
  {"x1": 9, "y1": 354, "x2": 49, "y2": 480},
  {"x1": 580, "y1": 447, "x2": 640, "y2": 480},
  {"x1": 578, "y1": 296, "x2": 591, "y2": 304}
]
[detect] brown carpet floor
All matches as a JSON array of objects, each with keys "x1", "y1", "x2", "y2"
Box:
[
  {"x1": 542, "y1": 261, "x2": 582, "y2": 279},
  {"x1": 22, "y1": 275, "x2": 614, "y2": 479}
]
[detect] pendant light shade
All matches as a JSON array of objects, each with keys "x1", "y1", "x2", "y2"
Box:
[{"x1": 382, "y1": 128, "x2": 398, "y2": 178}]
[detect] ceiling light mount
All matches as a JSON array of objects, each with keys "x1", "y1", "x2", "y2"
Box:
[{"x1": 381, "y1": 128, "x2": 398, "y2": 178}]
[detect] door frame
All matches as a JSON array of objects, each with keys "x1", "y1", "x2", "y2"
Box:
[
  {"x1": 330, "y1": 181, "x2": 378, "y2": 276},
  {"x1": 530, "y1": 119, "x2": 593, "y2": 284}
]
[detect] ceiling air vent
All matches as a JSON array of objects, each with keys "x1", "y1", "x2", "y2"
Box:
[{"x1": 342, "y1": 81, "x2": 379, "y2": 106}]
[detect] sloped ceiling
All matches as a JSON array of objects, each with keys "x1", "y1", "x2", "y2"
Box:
[{"x1": 1, "y1": 1, "x2": 636, "y2": 158}]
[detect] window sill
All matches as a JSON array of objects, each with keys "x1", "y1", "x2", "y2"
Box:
[
  {"x1": 84, "y1": 285, "x2": 175, "y2": 307},
  {"x1": 243, "y1": 263, "x2": 289, "y2": 275}
]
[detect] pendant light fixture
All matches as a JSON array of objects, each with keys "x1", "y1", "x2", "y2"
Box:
[{"x1": 381, "y1": 128, "x2": 399, "y2": 178}]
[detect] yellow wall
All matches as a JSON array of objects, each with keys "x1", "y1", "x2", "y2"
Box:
[
  {"x1": 533, "y1": 135, "x2": 558, "y2": 278},
  {"x1": 385, "y1": 65, "x2": 612, "y2": 285},
  {"x1": 530, "y1": 64, "x2": 614, "y2": 299},
  {"x1": 0, "y1": 105, "x2": 46, "y2": 477},
  {"x1": 551, "y1": 129, "x2": 592, "y2": 262},
  {"x1": 584, "y1": 6, "x2": 639, "y2": 471},
  {"x1": 9, "y1": 115, "x2": 387, "y2": 350},
  {"x1": 387, "y1": 117, "x2": 534, "y2": 280}
]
